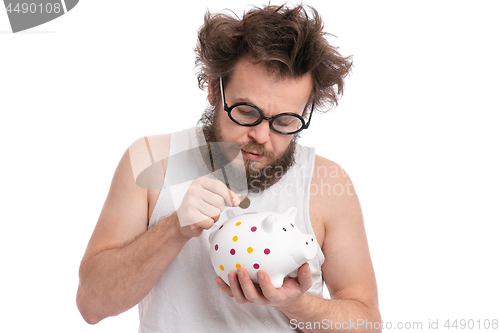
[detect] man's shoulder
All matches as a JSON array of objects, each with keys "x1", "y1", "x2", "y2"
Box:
[
  {"x1": 310, "y1": 154, "x2": 358, "y2": 206},
  {"x1": 312, "y1": 154, "x2": 351, "y2": 185},
  {"x1": 129, "y1": 133, "x2": 171, "y2": 149},
  {"x1": 128, "y1": 133, "x2": 172, "y2": 158},
  {"x1": 128, "y1": 133, "x2": 172, "y2": 188}
]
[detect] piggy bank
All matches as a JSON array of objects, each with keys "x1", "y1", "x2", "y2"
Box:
[{"x1": 209, "y1": 207, "x2": 317, "y2": 288}]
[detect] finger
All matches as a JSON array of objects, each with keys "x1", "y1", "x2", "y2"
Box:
[
  {"x1": 185, "y1": 181, "x2": 224, "y2": 212},
  {"x1": 236, "y1": 268, "x2": 264, "y2": 303},
  {"x1": 196, "y1": 198, "x2": 223, "y2": 221},
  {"x1": 200, "y1": 187, "x2": 226, "y2": 212},
  {"x1": 215, "y1": 277, "x2": 234, "y2": 297},
  {"x1": 256, "y1": 270, "x2": 281, "y2": 301},
  {"x1": 192, "y1": 217, "x2": 217, "y2": 230},
  {"x1": 227, "y1": 271, "x2": 250, "y2": 304},
  {"x1": 198, "y1": 177, "x2": 241, "y2": 207},
  {"x1": 177, "y1": 200, "x2": 216, "y2": 227},
  {"x1": 296, "y1": 262, "x2": 313, "y2": 292},
  {"x1": 226, "y1": 187, "x2": 242, "y2": 207}
]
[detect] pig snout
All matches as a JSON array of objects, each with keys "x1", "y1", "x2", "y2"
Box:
[{"x1": 292, "y1": 234, "x2": 317, "y2": 264}]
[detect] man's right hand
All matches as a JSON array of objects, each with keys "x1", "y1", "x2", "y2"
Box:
[{"x1": 176, "y1": 177, "x2": 241, "y2": 238}]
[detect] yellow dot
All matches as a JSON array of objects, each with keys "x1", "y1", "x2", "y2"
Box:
[
  {"x1": 235, "y1": 222, "x2": 241, "y2": 226},
  {"x1": 235, "y1": 263, "x2": 241, "y2": 269},
  {"x1": 232, "y1": 236, "x2": 238, "y2": 242},
  {"x1": 247, "y1": 247, "x2": 253, "y2": 253},
  {"x1": 220, "y1": 265, "x2": 224, "y2": 271}
]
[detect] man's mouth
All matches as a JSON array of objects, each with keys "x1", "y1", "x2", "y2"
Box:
[{"x1": 241, "y1": 149, "x2": 262, "y2": 161}]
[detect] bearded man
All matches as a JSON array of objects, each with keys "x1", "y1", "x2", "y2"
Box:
[{"x1": 77, "y1": 4, "x2": 381, "y2": 332}]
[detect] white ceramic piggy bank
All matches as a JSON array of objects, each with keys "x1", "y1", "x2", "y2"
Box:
[{"x1": 209, "y1": 207, "x2": 317, "y2": 288}]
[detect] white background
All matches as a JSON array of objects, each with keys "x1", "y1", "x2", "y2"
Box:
[{"x1": 1, "y1": 0, "x2": 499, "y2": 332}]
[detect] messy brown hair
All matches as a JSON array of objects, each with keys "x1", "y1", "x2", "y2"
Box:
[{"x1": 195, "y1": 3, "x2": 353, "y2": 113}]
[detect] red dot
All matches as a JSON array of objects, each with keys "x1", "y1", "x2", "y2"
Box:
[
  {"x1": 251, "y1": 226, "x2": 257, "y2": 232},
  {"x1": 264, "y1": 248, "x2": 270, "y2": 255},
  {"x1": 219, "y1": 225, "x2": 224, "y2": 230},
  {"x1": 230, "y1": 249, "x2": 236, "y2": 255},
  {"x1": 253, "y1": 263, "x2": 260, "y2": 269},
  {"x1": 215, "y1": 244, "x2": 218, "y2": 251}
]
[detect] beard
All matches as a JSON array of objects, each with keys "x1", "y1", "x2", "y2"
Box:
[{"x1": 198, "y1": 105, "x2": 299, "y2": 193}]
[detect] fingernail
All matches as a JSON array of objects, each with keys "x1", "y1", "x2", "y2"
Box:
[
  {"x1": 304, "y1": 268, "x2": 310, "y2": 274},
  {"x1": 238, "y1": 270, "x2": 244, "y2": 278},
  {"x1": 232, "y1": 198, "x2": 240, "y2": 207},
  {"x1": 229, "y1": 276, "x2": 235, "y2": 284},
  {"x1": 258, "y1": 272, "x2": 264, "y2": 280}
]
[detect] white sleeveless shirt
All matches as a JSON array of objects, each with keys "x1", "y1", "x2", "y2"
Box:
[{"x1": 138, "y1": 126, "x2": 325, "y2": 332}]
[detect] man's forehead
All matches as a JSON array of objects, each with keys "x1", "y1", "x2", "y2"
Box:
[
  {"x1": 231, "y1": 57, "x2": 311, "y2": 84},
  {"x1": 228, "y1": 59, "x2": 313, "y2": 109}
]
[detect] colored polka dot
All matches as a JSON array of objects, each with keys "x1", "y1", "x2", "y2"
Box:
[
  {"x1": 251, "y1": 226, "x2": 257, "y2": 232},
  {"x1": 264, "y1": 248, "x2": 270, "y2": 255},
  {"x1": 235, "y1": 222, "x2": 241, "y2": 226},
  {"x1": 232, "y1": 236, "x2": 238, "y2": 242},
  {"x1": 215, "y1": 244, "x2": 218, "y2": 251},
  {"x1": 247, "y1": 247, "x2": 253, "y2": 253},
  {"x1": 219, "y1": 225, "x2": 223, "y2": 230},
  {"x1": 220, "y1": 265, "x2": 224, "y2": 271},
  {"x1": 230, "y1": 249, "x2": 236, "y2": 255},
  {"x1": 253, "y1": 263, "x2": 260, "y2": 269},
  {"x1": 235, "y1": 263, "x2": 241, "y2": 269}
]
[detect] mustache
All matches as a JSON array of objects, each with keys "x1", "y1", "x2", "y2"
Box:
[{"x1": 239, "y1": 141, "x2": 275, "y2": 159}]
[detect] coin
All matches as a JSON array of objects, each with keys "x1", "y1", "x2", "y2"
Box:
[{"x1": 238, "y1": 196, "x2": 251, "y2": 209}]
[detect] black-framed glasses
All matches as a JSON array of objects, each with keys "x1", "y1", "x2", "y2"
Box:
[{"x1": 220, "y1": 76, "x2": 313, "y2": 135}]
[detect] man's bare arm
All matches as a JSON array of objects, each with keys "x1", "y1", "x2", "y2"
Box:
[
  {"x1": 76, "y1": 144, "x2": 192, "y2": 324},
  {"x1": 216, "y1": 155, "x2": 380, "y2": 332},
  {"x1": 76, "y1": 137, "x2": 240, "y2": 324},
  {"x1": 278, "y1": 156, "x2": 381, "y2": 332}
]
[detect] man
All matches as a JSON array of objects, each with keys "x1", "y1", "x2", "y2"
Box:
[{"x1": 77, "y1": 4, "x2": 381, "y2": 332}]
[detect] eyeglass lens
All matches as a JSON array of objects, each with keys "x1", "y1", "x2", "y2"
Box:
[{"x1": 230, "y1": 105, "x2": 303, "y2": 133}]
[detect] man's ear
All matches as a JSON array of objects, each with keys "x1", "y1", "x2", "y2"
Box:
[{"x1": 207, "y1": 77, "x2": 217, "y2": 106}]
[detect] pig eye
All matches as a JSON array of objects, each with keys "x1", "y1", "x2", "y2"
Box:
[{"x1": 282, "y1": 227, "x2": 287, "y2": 232}]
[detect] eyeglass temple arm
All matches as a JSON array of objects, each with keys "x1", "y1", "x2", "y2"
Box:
[
  {"x1": 219, "y1": 76, "x2": 228, "y2": 109},
  {"x1": 303, "y1": 103, "x2": 314, "y2": 129}
]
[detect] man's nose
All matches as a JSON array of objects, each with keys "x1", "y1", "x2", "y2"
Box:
[{"x1": 247, "y1": 120, "x2": 271, "y2": 144}]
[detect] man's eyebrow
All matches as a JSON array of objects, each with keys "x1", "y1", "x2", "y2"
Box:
[
  {"x1": 231, "y1": 94, "x2": 306, "y2": 115},
  {"x1": 231, "y1": 94, "x2": 256, "y2": 105}
]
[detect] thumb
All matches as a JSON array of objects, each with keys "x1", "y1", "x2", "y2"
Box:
[
  {"x1": 297, "y1": 263, "x2": 312, "y2": 291},
  {"x1": 226, "y1": 188, "x2": 240, "y2": 207}
]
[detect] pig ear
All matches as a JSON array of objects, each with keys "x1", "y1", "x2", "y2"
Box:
[
  {"x1": 283, "y1": 207, "x2": 297, "y2": 222},
  {"x1": 262, "y1": 214, "x2": 278, "y2": 233}
]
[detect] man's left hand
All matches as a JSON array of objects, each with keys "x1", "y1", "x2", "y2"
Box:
[{"x1": 215, "y1": 262, "x2": 312, "y2": 310}]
